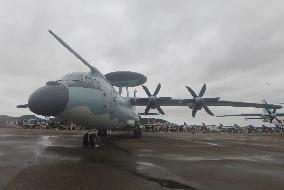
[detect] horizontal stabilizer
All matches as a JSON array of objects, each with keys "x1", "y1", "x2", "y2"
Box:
[{"x1": 216, "y1": 113, "x2": 262, "y2": 117}]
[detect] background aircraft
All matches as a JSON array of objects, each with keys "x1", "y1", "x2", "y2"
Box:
[
  {"x1": 217, "y1": 100, "x2": 284, "y2": 124},
  {"x1": 17, "y1": 31, "x2": 282, "y2": 146}
]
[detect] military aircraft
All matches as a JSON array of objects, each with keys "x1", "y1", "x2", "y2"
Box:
[
  {"x1": 17, "y1": 30, "x2": 282, "y2": 145},
  {"x1": 217, "y1": 100, "x2": 284, "y2": 124}
]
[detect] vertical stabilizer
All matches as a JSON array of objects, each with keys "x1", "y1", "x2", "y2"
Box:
[{"x1": 262, "y1": 99, "x2": 269, "y2": 115}]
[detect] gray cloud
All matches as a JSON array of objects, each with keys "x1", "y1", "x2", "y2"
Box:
[{"x1": 0, "y1": 0, "x2": 284, "y2": 125}]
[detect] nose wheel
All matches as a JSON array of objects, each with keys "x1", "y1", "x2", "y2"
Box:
[
  {"x1": 83, "y1": 132, "x2": 97, "y2": 147},
  {"x1": 97, "y1": 130, "x2": 108, "y2": 147},
  {"x1": 83, "y1": 130, "x2": 108, "y2": 147},
  {"x1": 83, "y1": 133, "x2": 89, "y2": 147}
]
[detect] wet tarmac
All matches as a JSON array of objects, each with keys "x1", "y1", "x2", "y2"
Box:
[{"x1": 1, "y1": 128, "x2": 284, "y2": 190}]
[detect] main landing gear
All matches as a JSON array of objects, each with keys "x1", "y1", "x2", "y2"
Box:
[
  {"x1": 83, "y1": 130, "x2": 108, "y2": 147},
  {"x1": 133, "y1": 122, "x2": 142, "y2": 138}
]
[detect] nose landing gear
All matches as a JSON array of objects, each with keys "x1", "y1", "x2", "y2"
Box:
[
  {"x1": 82, "y1": 130, "x2": 108, "y2": 147},
  {"x1": 83, "y1": 131, "x2": 97, "y2": 147}
]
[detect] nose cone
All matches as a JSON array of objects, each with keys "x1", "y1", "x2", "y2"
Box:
[{"x1": 28, "y1": 83, "x2": 69, "y2": 116}]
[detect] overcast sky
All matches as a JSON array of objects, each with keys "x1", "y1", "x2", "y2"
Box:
[{"x1": 0, "y1": 0, "x2": 283, "y2": 126}]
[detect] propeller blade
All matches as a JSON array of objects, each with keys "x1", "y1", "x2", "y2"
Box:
[
  {"x1": 266, "y1": 108, "x2": 272, "y2": 115},
  {"x1": 275, "y1": 117, "x2": 282, "y2": 124},
  {"x1": 192, "y1": 106, "x2": 198, "y2": 117},
  {"x1": 203, "y1": 105, "x2": 214, "y2": 116},
  {"x1": 185, "y1": 86, "x2": 197, "y2": 98},
  {"x1": 142, "y1": 85, "x2": 152, "y2": 97},
  {"x1": 16, "y1": 104, "x2": 28, "y2": 108},
  {"x1": 199, "y1": 83, "x2": 206, "y2": 97},
  {"x1": 153, "y1": 83, "x2": 161, "y2": 97},
  {"x1": 156, "y1": 106, "x2": 165, "y2": 115},
  {"x1": 144, "y1": 105, "x2": 151, "y2": 115}
]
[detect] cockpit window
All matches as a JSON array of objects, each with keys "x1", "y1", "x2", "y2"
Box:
[
  {"x1": 58, "y1": 73, "x2": 103, "y2": 91},
  {"x1": 60, "y1": 74, "x2": 83, "y2": 82}
]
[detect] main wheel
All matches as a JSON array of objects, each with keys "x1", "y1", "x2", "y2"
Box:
[
  {"x1": 89, "y1": 133, "x2": 95, "y2": 147},
  {"x1": 133, "y1": 128, "x2": 142, "y2": 138},
  {"x1": 102, "y1": 130, "x2": 107, "y2": 136},
  {"x1": 83, "y1": 133, "x2": 89, "y2": 147}
]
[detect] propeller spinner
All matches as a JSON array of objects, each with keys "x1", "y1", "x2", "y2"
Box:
[{"x1": 185, "y1": 83, "x2": 220, "y2": 117}]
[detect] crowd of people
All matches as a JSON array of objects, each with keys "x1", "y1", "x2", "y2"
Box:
[{"x1": 140, "y1": 123, "x2": 284, "y2": 134}]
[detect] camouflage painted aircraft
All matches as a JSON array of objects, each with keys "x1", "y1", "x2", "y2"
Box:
[{"x1": 17, "y1": 31, "x2": 282, "y2": 144}]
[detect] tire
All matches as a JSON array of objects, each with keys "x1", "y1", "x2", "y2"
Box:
[
  {"x1": 102, "y1": 130, "x2": 107, "y2": 136},
  {"x1": 97, "y1": 130, "x2": 103, "y2": 136},
  {"x1": 89, "y1": 133, "x2": 95, "y2": 147},
  {"x1": 83, "y1": 133, "x2": 89, "y2": 147},
  {"x1": 133, "y1": 129, "x2": 142, "y2": 138}
]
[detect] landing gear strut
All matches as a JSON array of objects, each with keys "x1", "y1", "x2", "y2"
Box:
[
  {"x1": 82, "y1": 131, "x2": 97, "y2": 147},
  {"x1": 97, "y1": 129, "x2": 108, "y2": 147},
  {"x1": 133, "y1": 122, "x2": 142, "y2": 138},
  {"x1": 83, "y1": 133, "x2": 89, "y2": 147}
]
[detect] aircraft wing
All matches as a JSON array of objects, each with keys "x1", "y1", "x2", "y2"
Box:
[
  {"x1": 131, "y1": 97, "x2": 282, "y2": 116},
  {"x1": 131, "y1": 98, "x2": 281, "y2": 109},
  {"x1": 216, "y1": 113, "x2": 262, "y2": 117},
  {"x1": 130, "y1": 83, "x2": 282, "y2": 116},
  {"x1": 131, "y1": 98, "x2": 188, "y2": 106},
  {"x1": 204, "y1": 100, "x2": 280, "y2": 109},
  {"x1": 245, "y1": 118, "x2": 266, "y2": 120}
]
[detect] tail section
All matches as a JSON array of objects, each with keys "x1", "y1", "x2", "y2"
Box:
[{"x1": 262, "y1": 99, "x2": 269, "y2": 115}]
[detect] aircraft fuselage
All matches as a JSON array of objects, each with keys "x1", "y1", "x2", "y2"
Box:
[{"x1": 28, "y1": 72, "x2": 139, "y2": 130}]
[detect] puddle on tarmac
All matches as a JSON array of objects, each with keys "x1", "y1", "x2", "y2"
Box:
[
  {"x1": 139, "y1": 149, "x2": 154, "y2": 153},
  {"x1": 135, "y1": 161, "x2": 198, "y2": 190},
  {"x1": 35, "y1": 136, "x2": 56, "y2": 157},
  {"x1": 138, "y1": 153, "x2": 274, "y2": 163},
  {"x1": 135, "y1": 172, "x2": 198, "y2": 190},
  {"x1": 0, "y1": 152, "x2": 7, "y2": 157}
]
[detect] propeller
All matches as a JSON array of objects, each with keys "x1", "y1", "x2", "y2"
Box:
[
  {"x1": 266, "y1": 108, "x2": 282, "y2": 123},
  {"x1": 184, "y1": 83, "x2": 220, "y2": 117},
  {"x1": 142, "y1": 83, "x2": 171, "y2": 115}
]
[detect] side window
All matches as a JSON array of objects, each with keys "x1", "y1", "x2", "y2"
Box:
[
  {"x1": 84, "y1": 75, "x2": 94, "y2": 86},
  {"x1": 71, "y1": 75, "x2": 83, "y2": 82}
]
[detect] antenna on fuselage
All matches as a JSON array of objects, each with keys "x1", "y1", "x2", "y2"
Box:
[
  {"x1": 118, "y1": 87, "x2": 130, "y2": 97},
  {"x1": 134, "y1": 89, "x2": 137, "y2": 99},
  {"x1": 48, "y1": 30, "x2": 104, "y2": 78},
  {"x1": 126, "y1": 87, "x2": 129, "y2": 98}
]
